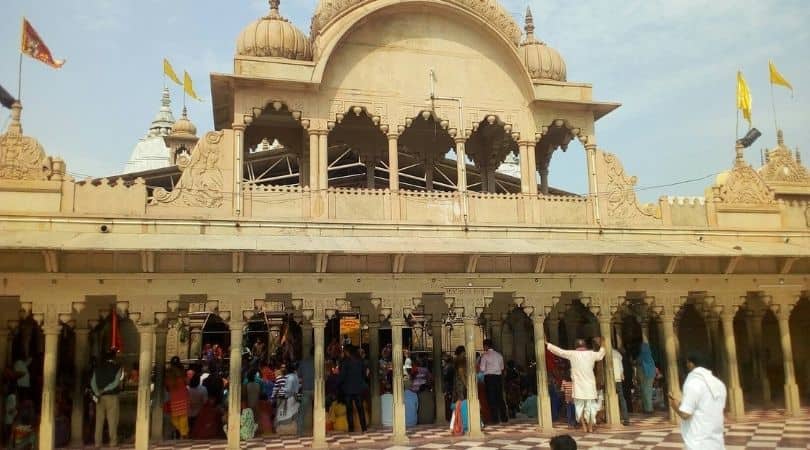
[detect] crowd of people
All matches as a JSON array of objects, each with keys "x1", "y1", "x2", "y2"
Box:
[{"x1": 0, "y1": 323, "x2": 727, "y2": 450}]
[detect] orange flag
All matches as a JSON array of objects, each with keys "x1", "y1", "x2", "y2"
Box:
[{"x1": 20, "y1": 18, "x2": 65, "y2": 69}]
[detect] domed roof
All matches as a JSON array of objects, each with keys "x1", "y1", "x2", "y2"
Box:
[
  {"x1": 236, "y1": 0, "x2": 312, "y2": 60},
  {"x1": 311, "y1": 0, "x2": 522, "y2": 47},
  {"x1": 171, "y1": 107, "x2": 197, "y2": 136},
  {"x1": 518, "y1": 8, "x2": 566, "y2": 82}
]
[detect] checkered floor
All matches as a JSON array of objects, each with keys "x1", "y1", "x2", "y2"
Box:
[{"x1": 107, "y1": 408, "x2": 810, "y2": 450}]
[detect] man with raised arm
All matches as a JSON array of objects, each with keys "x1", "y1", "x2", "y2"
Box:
[{"x1": 546, "y1": 338, "x2": 605, "y2": 433}]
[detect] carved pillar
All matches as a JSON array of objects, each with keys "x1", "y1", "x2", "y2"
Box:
[
  {"x1": 70, "y1": 327, "x2": 90, "y2": 447},
  {"x1": 527, "y1": 140, "x2": 538, "y2": 195},
  {"x1": 134, "y1": 324, "x2": 155, "y2": 450},
  {"x1": 39, "y1": 321, "x2": 62, "y2": 450},
  {"x1": 582, "y1": 136, "x2": 600, "y2": 223},
  {"x1": 518, "y1": 141, "x2": 531, "y2": 194},
  {"x1": 613, "y1": 320, "x2": 624, "y2": 350},
  {"x1": 431, "y1": 321, "x2": 446, "y2": 424},
  {"x1": 463, "y1": 315, "x2": 483, "y2": 438},
  {"x1": 501, "y1": 313, "x2": 514, "y2": 360},
  {"x1": 368, "y1": 321, "x2": 382, "y2": 426},
  {"x1": 770, "y1": 298, "x2": 801, "y2": 417},
  {"x1": 529, "y1": 306, "x2": 553, "y2": 433},
  {"x1": 308, "y1": 129, "x2": 320, "y2": 189},
  {"x1": 454, "y1": 137, "x2": 467, "y2": 192},
  {"x1": 547, "y1": 315, "x2": 560, "y2": 346},
  {"x1": 718, "y1": 302, "x2": 745, "y2": 420},
  {"x1": 233, "y1": 123, "x2": 245, "y2": 216},
  {"x1": 706, "y1": 315, "x2": 728, "y2": 383},
  {"x1": 227, "y1": 318, "x2": 244, "y2": 450},
  {"x1": 312, "y1": 318, "x2": 327, "y2": 448},
  {"x1": 749, "y1": 309, "x2": 771, "y2": 404},
  {"x1": 388, "y1": 132, "x2": 399, "y2": 191},
  {"x1": 318, "y1": 131, "x2": 329, "y2": 189},
  {"x1": 590, "y1": 299, "x2": 620, "y2": 428},
  {"x1": 391, "y1": 315, "x2": 408, "y2": 443},
  {"x1": 151, "y1": 326, "x2": 168, "y2": 442},
  {"x1": 653, "y1": 299, "x2": 682, "y2": 424}
]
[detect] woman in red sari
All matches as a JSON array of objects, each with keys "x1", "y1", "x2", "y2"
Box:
[{"x1": 166, "y1": 356, "x2": 190, "y2": 439}]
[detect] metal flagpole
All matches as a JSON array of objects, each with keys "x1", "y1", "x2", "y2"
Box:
[
  {"x1": 17, "y1": 52, "x2": 23, "y2": 101},
  {"x1": 770, "y1": 82, "x2": 779, "y2": 136}
]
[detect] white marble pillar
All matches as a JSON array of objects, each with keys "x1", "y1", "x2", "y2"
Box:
[
  {"x1": 391, "y1": 317, "x2": 408, "y2": 443},
  {"x1": 432, "y1": 321, "x2": 446, "y2": 424},
  {"x1": 151, "y1": 327, "x2": 167, "y2": 442},
  {"x1": 463, "y1": 316, "x2": 482, "y2": 438},
  {"x1": 70, "y1": 327, "x2": 90, "y2": 447},
  {"x1": 227, "y1": 320, "x2": 244, "y2": 450},
  {"x1": 39, "y1": 322, "x2": 61, "y2": 450},
  {"x1": 312, "y1": 319, "x2": 327, "y2": 448},
  {"x1": 135, "y1": 324, "x2": 155, "y2": 450}
]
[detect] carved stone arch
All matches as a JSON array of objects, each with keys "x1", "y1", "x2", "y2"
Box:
[
  {"x1": 243, "y1": 100, "x2": 307, "y2": 152},
  {"x1": 466, "y1": 114, "x2": 519, "y2": 193},
  {"x1": 325, "y1": 105, "x2": 388, "y2": 189},
  {"x1": 396, "y1": 109, "x2": 457, "y2": 191},
  {"x1": 310, "y1": 0, "x2": 534, "y2": 100}
]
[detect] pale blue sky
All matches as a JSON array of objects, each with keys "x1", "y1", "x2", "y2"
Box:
[{"x1": 1, "y1": 0, "x2": 808, "y2": 201}]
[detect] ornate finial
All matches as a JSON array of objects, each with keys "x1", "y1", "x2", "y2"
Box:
[
  {"x1": 7, "y1": 102, "x2": 22, "y2": 135},
  {"x1": 181, "y1": 106, "x2": 188, "y2": 119},
  {"x1": 777, "y1": 129, "x2": 784, "y2": 146},
  {"x1": 161, "y1": 87, "x2": 171, "y2": 108},
  {"x1": 268, "y1": 0, "x2": 281, "y2": 19},
  {"x1": 523, "y1": 7, "x2": 538, "y2": 44}
]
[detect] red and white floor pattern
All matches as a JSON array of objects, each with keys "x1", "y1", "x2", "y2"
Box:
[{"x1": 113, "y1": 408, "x2": 810, "y2": 450}]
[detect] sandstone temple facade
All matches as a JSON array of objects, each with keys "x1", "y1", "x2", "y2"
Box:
[{"x1": 0, "y1": 1, "x2": 808, "y2": 449}]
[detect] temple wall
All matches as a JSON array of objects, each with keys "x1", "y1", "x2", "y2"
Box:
[
  {"x1": 781, "y1": 200, "x2": 810, "y2": 229},
  {"x1": 665, "y1": 197, "x2": 709, "y2": 227}
]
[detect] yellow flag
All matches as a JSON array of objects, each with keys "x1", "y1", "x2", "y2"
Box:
[
  {"x1": 183, "y1": 71, "x2": 202, "y2": 101},
  {"x1": 737, "y1": 70, "x2": 752, "y2": 128},
  {"x1": 163, "y1": 58, "x2": 181, "y2": 86},
  {"x1": 769, "y1": 60, "x2": 793, "y2": 92}
]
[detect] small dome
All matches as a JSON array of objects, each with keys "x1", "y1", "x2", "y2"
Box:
[
  {"x1": 171, "y1": 107, "x2": 197, "y2": 136},
  {"x1": 518, "y1": 8, "x2": 567, "y2": 82},
  {"x1": 236, "y1": 0, "x2": 312, "y2": 60}
]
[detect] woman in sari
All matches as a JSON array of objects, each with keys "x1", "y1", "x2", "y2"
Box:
[
  {"x1": 166, "y1": 357, "x2": 190, "y2": 439},
  {"x1": 637, "y1": 342, "x2": 656, "y2": 414},
  {"x1": 275, "y1": 362, "x2": 301, "y2": 435}
]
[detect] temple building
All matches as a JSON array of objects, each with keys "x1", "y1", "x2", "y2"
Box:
[{"x1": 0, "y1": 1, "x2": 808, "y2": 449}]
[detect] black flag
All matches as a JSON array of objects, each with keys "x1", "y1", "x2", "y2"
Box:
[{"x1": 0, "y1": 84, "x2": 15, "y2": 109}]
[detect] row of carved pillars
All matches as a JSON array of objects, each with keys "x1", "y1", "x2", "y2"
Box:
[{"x1": 10, "y1": 289, "x2": 805, "y2": 450}]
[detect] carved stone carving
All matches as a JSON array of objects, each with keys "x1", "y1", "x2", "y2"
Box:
[
  {"x1": 311, "y1": 0, "x2": 522, "y2": 48},
  {"x1": 0, "y1": 103, "x2": 53, "y2": 181},
  {"x1": 760, "y1": 147, "x2": 810, "y2": 184},
  {"x1": 152, "y1": 131, "x2": 224, "y2": 207},
  {"x1": 602, "y1": 151, "x2": 660, "y2": 220},
  {"x1": 713, "y1": 163, "x2": 774, "y2": 205}
]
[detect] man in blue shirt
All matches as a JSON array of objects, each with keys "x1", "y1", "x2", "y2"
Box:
[{"x1": 403, "y1": 377, "x2": 419, "y2": 428}]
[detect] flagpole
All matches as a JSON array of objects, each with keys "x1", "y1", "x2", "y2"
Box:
[
  {"x1": 17, "y1": 52, "x2": 23, "y2": 101},
  {"x1": 771, "y1": 82, "x2": 777, "y2": 130}
]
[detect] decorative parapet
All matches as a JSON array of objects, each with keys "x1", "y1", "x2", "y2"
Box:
[
  {"x1": 151, "y1": 131, "x2": 226, "y2": 208},
  {"x1": 73, "y1": 177, "x2": 147, "y2": 215},
  {"x1": 597, "y1": 150, "x2": 661, "y2": 226}
]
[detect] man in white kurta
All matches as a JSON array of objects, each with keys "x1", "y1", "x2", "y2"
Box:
[
  {"x1": 546, "y1": 338, "x2": 605, "y2": 432},
  {"x1": 669, "y1": 352, "x2": 726, "y2": 450}
]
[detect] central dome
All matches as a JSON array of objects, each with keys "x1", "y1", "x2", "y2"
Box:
[{"x1": 311, "y1": 0, "x2": 522, "y2": 47}]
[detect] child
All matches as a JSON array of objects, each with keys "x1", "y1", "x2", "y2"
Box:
[{"x1": 561, "y1": 374, "x2": 576, "y2": 428}]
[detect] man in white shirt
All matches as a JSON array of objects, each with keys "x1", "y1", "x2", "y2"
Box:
[
  {"x1": 546, "y1": 338, "x2": 605, "y2": 433},
  {"x1": 669, "y1": 352, "x2": 726, "y2": 450},
  {"x1": 479, "y1": 339, "x2": 508, "y2": 423},
  {"x1": 613, "y1": 349, "x2": 630, "y2": 426}
]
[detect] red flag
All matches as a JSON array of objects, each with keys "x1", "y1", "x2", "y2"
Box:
[
  {"x1": 20, "y1": 18, "x2": 65, "y2": 69},
  {"x1": 110, "y1": 307, "x2": 123, "y2": 353}
]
